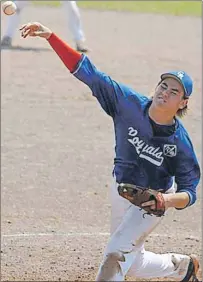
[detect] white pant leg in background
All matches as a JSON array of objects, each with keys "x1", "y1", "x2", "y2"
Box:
[
  {"x1": 61, "y1": 1, "x2": 85, "y2": 43},
  {"x1": 3, "y1": 1, "x2": 28, "y2": 39},
  {"x1": 96, "y1": 179, "x2": 190, "y2": 281}
]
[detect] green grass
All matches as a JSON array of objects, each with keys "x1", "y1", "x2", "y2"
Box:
[{"x1": 32, "y1": 1, "x2": 202, "y2": 17}]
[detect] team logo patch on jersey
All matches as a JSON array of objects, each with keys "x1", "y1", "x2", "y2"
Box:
[{"x1": 163, "y1": 144, "x2": 177, "y2": 157}]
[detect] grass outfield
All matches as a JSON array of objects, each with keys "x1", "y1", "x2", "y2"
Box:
[{"x1": 32, "y1": 1, "x2": 202, "y2": 17}]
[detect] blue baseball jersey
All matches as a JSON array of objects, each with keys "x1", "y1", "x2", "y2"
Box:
[{"x1": 73, "y1": 55, "x2": 200, "y2": 206}]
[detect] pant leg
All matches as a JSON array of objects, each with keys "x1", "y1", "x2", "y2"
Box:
[
  {"x1": 61, "y1": 1, "x2": 85, "y2": 43},
  {"x1": 3, "y1": 1, "x2": 28, "y2": 39},
  {"x1": 127, "y1": 249, "x2": 190, "y2": 279},
  {"x1": 96, "y1": 179, "x2": 162, "y2": 281},
  {"x1": 96, "y1": 179, "x2": 190, "y2": 281},
  {"x1": 127, "y1": 179, "x2": 191, "y2": 279}
]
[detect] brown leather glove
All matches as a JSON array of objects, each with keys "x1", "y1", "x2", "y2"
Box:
[{"x1": 118, "y1": 183, "x2": 165, "y2": 217}]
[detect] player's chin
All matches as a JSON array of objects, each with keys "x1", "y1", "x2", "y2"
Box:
[{"x1": 154, "y1": 98, "x2": 167, "y2": 108}]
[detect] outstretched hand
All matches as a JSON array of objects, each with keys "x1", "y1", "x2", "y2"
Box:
[{"x1": 20, "y1": 22, "x2": 52, "y2": 40}]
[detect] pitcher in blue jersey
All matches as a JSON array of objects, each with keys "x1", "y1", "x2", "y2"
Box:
[{"x1": 20, "y1": 22, "x2": 201, "y2": 282}]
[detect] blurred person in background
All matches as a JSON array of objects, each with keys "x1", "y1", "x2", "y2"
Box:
[{"x1": 1, "y1": 0, "x2": 88, "y2": 52}]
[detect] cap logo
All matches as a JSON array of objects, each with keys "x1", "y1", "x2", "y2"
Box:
[{"x1": 177, "y1": 71, "x2": 184, "y2": 80}]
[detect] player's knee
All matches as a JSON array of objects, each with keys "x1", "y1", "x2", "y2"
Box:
[
  {"x1": 108, "y1": 251, "x2": 125, "y2": 262},
  {"x1": 103, "y1": 251, "x2": 125, "y2": 268},
  {"x1": 96, "y1": 252, "x2": 125, "y2": 281}
]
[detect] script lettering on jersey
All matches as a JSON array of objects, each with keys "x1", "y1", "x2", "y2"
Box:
[{"x1": 127, "y1": 127, "x2": 164, "y2": 166}]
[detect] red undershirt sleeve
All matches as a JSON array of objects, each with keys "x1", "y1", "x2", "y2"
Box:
[{"x1": 47, "y1": 33, "x2": 82, "y2": 72}]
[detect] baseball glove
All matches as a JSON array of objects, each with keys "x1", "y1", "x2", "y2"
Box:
[{"x1": 117, "y1": 183, "x2": 165, "y2": 217}]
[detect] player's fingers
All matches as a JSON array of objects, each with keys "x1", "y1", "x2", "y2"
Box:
[
  {"x1": 141, "y1": 200, "x2": 155, "y2": 207},
  {"x1": 20, "y1": 22, "x2": 40, "y2": 33},
  {"x1": 19, "y1": 24, "x2": 27, "y2": 31},
  {"x1": 19, "y1": 23, "x2": 32, "y2": 31},
  {"x1": 20, "y1": 24, "x2": 33, "y2": 37},
  {"x1": 21, "y1": 28, "x2": 36, "y2": 38},
  {"x1": 19, "y1": 23, "x2": 33, "y2": 32},
  {"x1": 21, "y1": 23, "x2": 39, "y2": 37},
  {"x1": 21, "y1": 28, "x2": 31, "y2": 38}
]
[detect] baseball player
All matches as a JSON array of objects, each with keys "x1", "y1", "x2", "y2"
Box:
[
  {"x1": 20, "y1": 22, "x2": 201, "y2": 282},
  {"x1": 1, "y1": 1, "x2": 88, "y2": 52}
]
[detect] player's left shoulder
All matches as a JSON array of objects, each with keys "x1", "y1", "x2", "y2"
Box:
[{"x1": 175, "y1": 119, "x2": 196, "y2": 153}]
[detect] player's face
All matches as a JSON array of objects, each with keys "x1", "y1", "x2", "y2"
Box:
[{"x1": 153, "y1": 78, "x2": 188, "y2": 112}]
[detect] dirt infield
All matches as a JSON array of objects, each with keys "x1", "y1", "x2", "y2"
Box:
[{"x1": 1, "y1": 5, "x2": 202, "y2": 282}]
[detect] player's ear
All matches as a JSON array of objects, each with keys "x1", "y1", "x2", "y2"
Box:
[{"x1": 179, "y1": 98, "x2": 188, "y2": 109}]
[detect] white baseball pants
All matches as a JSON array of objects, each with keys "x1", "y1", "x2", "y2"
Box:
[
  {"x1": 96, "y1": 179, "x2": 191, "y2": 281},
  {"x1": 3, "y1": 1, "x2": 85, "y2": 43}
]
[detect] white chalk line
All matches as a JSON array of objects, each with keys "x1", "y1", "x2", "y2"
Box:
[
  {"x1": 2, "y1": 232, "x2": 109, "y2": 238},
  {"x1": 2, "y1": 232, "x2": 199, "y2": 241}
]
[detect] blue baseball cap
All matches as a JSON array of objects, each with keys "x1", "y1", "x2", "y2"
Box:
[{"x1": 160, "y1": 71, "x2": 193, "y2": 98}]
